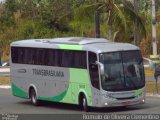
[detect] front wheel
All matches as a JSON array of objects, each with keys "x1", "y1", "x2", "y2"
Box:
[
  {"x1": 30, "y1": 89, "x2": 39, "y2": 106},
  {"x1": 80, "y1": 96, "x2": 89, "y2": 112}
]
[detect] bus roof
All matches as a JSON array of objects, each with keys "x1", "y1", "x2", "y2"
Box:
[{"x1": 11, "y1": 37, "x2": 139, "y2": 53}]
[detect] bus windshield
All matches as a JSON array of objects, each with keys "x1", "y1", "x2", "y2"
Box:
[{"x1": 99, "y1": 50, "x2": 145, "y2": 92}]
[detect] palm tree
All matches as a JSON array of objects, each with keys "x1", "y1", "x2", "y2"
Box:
[
  {"x1": 151, "y1": 0, "x2": 157, "y2": 55},
  {"x1": 74, "y1": 0, "x2": 146, "y2": 43}
]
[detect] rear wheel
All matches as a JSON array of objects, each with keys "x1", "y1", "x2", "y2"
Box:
[{"x1": 30, "y1": 88, "x2": 39, "y2": 106}]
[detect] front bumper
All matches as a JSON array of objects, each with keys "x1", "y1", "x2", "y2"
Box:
[{"x1": 99, "y1": 91, "x2": 145, "y2": 107}]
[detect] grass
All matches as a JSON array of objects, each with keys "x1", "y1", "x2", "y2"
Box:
[
  {"x1": 0, "y1": 77, "x2": 10, "y2": 85},
  {"x1": 146, "y1": 81, "x2": 160, "y2": 94}
]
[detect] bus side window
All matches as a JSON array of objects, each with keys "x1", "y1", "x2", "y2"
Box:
[
  {"x1": 24, "y1": 48, "x2": 34, "y2": 64},
  {"x1": 36, "y1": 49, "x2": 45, "y2": 65},
  {"x1": 73, "y1": 51, "x2": 86, "y2": 69},
  {"x1": 46, "y1": 49, "x2": 54, "y2": 66},
  {"x1": 55, "y1": 49, "x2": 62, "y2": 67},
  {"x1": 62, "y1": 50, "x2": 73, "y2": 67},
  {"x1": 17, "y1": 47, "x2": 25, "y2": 64},
  {"x1": 88, "y1": 52, "x2": 100, "y2": 89},
  {"x1": 26, "y1": 48, "x2": 35, "y2": 64},
  {"x1": 11, "y1": 47, "x2": 18, "y2": 63},
  {"x1": 23, "y1": 48, "x2": 28, "y2": 64}
]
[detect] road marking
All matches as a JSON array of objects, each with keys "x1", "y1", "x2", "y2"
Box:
[
  {"x1": 0, "y1": 85, "x2": 11, "y2": 89},
  {"x1": 0, "y1": 68, "x2": 10, "y2": 76},
  {"x1": 145, "y1": 71, "x2": 154, "y2": 75},
  {"x1": 0, "y1": 68, "x2": 10, "y2": 72}
]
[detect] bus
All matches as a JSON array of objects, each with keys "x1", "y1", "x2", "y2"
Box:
[{"x1": 10, "y1": 37, "x2": 145, "y2": 111}]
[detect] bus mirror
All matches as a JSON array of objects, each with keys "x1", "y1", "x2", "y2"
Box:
[
  {"x1": 149, "y1": 61, "x2": 155, "y2": 70},
  {"x1": 143, "y1": 57, "x2": 155, "y2": 70},
  {"x1": 96, "y1": 61, "x2": 104, "y2": 75}
]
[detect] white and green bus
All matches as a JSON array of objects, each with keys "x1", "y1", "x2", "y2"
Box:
[{"x1": 10, "y1": 37, "x2": 145, "y2": 111}]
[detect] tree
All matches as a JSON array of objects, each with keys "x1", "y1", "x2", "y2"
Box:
[
  {"x1": 151, "y1": 0, "x2": 157, "y2": 55},
  {"x1": 73, "y1": 0, "x2": 146, "y2": 43}
]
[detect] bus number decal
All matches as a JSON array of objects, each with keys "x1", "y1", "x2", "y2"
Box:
[{"x1": 79, "y1": 84, "x2": 85, "y2": 88}]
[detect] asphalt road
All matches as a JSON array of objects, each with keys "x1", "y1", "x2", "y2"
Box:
[
  {"x1": 0, "y1": 89, "x2": 160, "y2": 120},
  {"x1": 0, "y1": 89, "x2": 160, "y2": 114},
  {"x1": 0, "y1": 72, "x2": 10, "y2": 77}
]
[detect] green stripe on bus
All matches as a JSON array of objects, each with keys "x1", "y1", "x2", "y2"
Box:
[
  {"x1": 38, "y1": 89, "x2": 67, "y2": 102},
  {"x1": 69, "y1": 68, "x2": 92, "y2": 106},
  {"x1": 58, "y1": 44, "x2": 83, "y2": 50},
  {"x1": 11, "y1": 83, "x2": 28, "y2": 98},
  {"x1": 135, "y1": 88, "x2": 143, "y2": 96}
]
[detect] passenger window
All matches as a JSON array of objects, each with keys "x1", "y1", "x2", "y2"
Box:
[
  {"x1": 47, "y1": 49, "x2": 55, "y2": 66},
  {"x1": 11, "y1": 47, "x2": 87, "y2": 69},
  {"x1": 62, "y1": 50, "x2": 73, "y2": 67},
  {"x1": 11, "y1": 47, "x2": 18, "y2": 63}
]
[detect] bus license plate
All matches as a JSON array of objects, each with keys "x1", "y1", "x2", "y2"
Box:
[{"x1": 122, "y1": 101, "x2": 130, "y2": 105}]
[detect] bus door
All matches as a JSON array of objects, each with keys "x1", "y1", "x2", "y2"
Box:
[{"x1": 88, "y1": 52, "x2": 100, "y2": 106}]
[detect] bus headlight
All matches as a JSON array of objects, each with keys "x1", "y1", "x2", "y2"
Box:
[
  {"x1": 141, "y1": 99, "x2": 145, "y2": 103},
  {"x1": 102, "y1": 94, "x2": 116, "y2": 100},
  {"x1": 105, "y1": 102, "x2": 108, "y2": 106}
]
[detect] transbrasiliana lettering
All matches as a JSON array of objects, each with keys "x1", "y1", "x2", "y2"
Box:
[{"x1": 32, "y1": 69, "x2": 64, "y2": 77}]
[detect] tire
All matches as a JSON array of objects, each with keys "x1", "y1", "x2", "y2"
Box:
[
  {"x1": 30, "y1": 88, "x2": 39, "y2": 106},
  {"x1": 80, "y1": 95, "x2": 89, "y2": 112}
]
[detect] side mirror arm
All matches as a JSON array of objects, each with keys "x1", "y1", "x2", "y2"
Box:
[{"x1": 143, "y1": 57, "x2": 155, "y2": 70}]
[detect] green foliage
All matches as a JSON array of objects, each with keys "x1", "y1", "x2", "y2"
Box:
[
  {"x1": 0, "y1": 0, "x2": 159, "y2": 58},
  {"x1": 5, "y1": 0, "x2": 17, "y2": 14}
]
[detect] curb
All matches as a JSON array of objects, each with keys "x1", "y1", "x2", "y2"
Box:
[
  {"x1": 145, "y1": 71, "x2": 154, "y2": 75},
  {"x1": 146, "y1": 93, "x2": 160, "y2": 98}
]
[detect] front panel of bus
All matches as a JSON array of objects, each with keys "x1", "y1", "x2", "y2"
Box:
[{"x1": 96, "y1": 50, "x2": 145, "y2": 107}]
